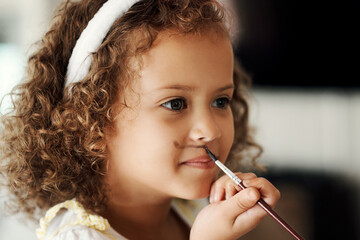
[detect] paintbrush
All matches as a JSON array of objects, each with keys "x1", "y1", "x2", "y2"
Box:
[{"x1": 204, "y1": 146, "x2": 304, "y2": 240}]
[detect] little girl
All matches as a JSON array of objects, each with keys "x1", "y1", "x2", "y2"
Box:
[{"x1": 0, "y1": 0, "x2": 280, "y2": 239}]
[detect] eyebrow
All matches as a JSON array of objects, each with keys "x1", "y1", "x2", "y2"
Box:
[
  {"x1": 156, "y1": 84, "x2": 234, "y2": 92},
  {"x1": 217, "y1": 84, "x2": 235, "y2": 92}
]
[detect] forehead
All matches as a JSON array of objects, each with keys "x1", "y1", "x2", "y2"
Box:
[{"x1": 135, "y1": 29, "x2": 234, "y2": 92}]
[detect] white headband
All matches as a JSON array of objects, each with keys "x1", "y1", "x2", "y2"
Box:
[{"x1": 65, "y1": 0, "x2": 140, "y2": 89}]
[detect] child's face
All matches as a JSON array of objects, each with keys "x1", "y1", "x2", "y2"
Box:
[{"x1": 105, "y1": 30, "x2": 234, "y2": 200}]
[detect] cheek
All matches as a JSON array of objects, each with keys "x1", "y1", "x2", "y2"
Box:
[
  {"x1": 132, "y1": 114, "x2": 184, "y2": 160},
  {"x1": 221, "y1": 111, "x2": 235, "y2": 140},
  {"x1": 149, "y1": 113, "x2": 189, "y2": 140},
  {"x1": 219, "y1": 112, "x2": 235, "y2": 158}
]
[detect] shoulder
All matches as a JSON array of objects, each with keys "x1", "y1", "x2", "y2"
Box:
[
  {"x1": 52, "y1": 225, "x2": 113, "y2": 240},
  {"x1": 37, "y1": 199, "x2": 117, "y2": 240}
]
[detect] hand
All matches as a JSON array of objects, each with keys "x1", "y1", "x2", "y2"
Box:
[{"x1": 190, "y1": 172, "x2": 280, "y2": 240}]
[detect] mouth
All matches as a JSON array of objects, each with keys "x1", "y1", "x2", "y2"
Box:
[{"x1": 181, "y1": 155, "x2": 215, "y2": 169}]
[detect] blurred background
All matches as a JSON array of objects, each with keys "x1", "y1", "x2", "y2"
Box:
[{"x1": 0, "y1": 0, "x2": 359, "y2": 239}]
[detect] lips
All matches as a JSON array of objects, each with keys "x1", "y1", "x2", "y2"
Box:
[{"x1": 181, "y1": 155, "x2": 215, "y2": 169}]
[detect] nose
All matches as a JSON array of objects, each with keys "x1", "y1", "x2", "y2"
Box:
[{"x1": 189, "y1": 109, "x2": 221, "y2": 143}]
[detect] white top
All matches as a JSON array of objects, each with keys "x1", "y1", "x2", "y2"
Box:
[{"x1": 36, "y1": 198, "x2": 208, "y2": 240}]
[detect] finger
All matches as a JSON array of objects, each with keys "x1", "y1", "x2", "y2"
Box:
[
  {"x1": 209, "y1": 175, "x2": 228, "y2": 203},
  {"x1": 224, "y1": 172, "x2": 256, "y2": 191},
  {"x1": 224, "y1": 172, "x2": 257, "y2": 199},
  {"x1": 236, "y1": 172, "x2": 257, "y2": 181},
  {"x1": 225, "y1": 180, "x2": 238, "y2": 200},
  {"x1": 209, "y1": 184, "x2": 225, "y2": 203},
  {"x1": 210, "y1": 172, "x2": 257, "y2": 203},
  {"x1": 221, "y1": 187, "x2": 260, "y2": 221},
  {"x1": 242, "y1": 177, "x2": 281, "y2": 208}
]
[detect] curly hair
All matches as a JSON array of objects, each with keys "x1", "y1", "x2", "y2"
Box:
[{"x1": 0, "y1": 0, "x2": 261, "y2": 219}]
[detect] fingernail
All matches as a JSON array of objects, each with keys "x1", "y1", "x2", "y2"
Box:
[
  {"x1": 209, "y1": 195, "x2": 213, "y2": 203},
  {"x1": 213, "y1": 192, "x2": 220, "y2": 202},
  {"x1": 243, "y1": 179, "x2": 251, "y2": 186}
]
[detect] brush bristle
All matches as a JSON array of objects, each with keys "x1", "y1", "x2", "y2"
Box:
[{"x1": 204, "y1": 146, "x2": 217, "y2": 161}]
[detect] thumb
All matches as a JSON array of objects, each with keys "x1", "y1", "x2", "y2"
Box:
[{"x1": 221, "y1": 187, "x2": 260, "y2": 221}]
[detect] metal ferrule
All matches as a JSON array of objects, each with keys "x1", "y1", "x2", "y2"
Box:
[{"x1": 215, "y1": 160, "x2": 242, "y2": 185}]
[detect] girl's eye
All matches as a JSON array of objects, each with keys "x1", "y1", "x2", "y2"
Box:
[
  {"x1": 212, "y1": 97, "x2": 230, "y2": 109},
  {"x1": 162, "y1": 98, "x2": 187, "y2": 111}
]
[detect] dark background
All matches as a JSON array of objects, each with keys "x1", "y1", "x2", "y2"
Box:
[
  {"x1": 232, "y1": 1, "x2": 360, "y2": 239},
  {"x1": 233, "y1": 0, "x2": 359, "y2": 89}
]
